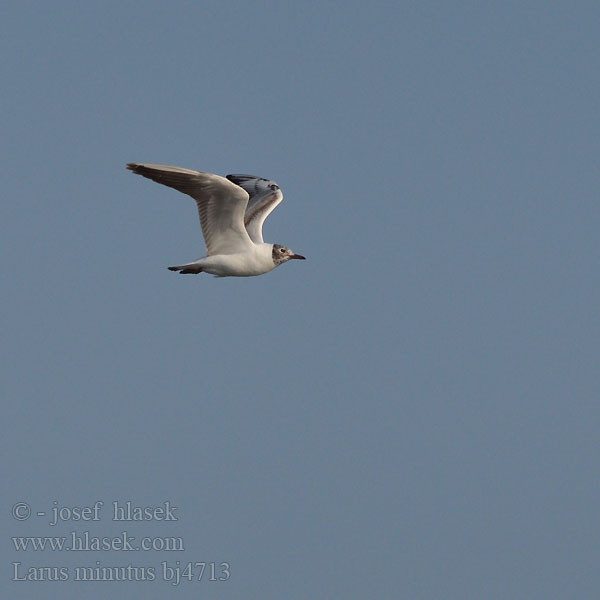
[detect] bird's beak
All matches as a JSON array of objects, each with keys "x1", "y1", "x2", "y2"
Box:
[{"x1": 290, "y1": 253, "x2": 306, "y2": 260}]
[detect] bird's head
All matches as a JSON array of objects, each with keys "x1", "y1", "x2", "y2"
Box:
[{"x1": 272, "y1": 244, "x2": 306, "y2": 266}]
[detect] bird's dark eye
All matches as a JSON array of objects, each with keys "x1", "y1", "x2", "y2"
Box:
[
  {"x1": 279, "y1": 248, "x2": 285, "y2": 253},
  {"x1": 269, "y1": 184, "x2": 279, "y2": 191}
]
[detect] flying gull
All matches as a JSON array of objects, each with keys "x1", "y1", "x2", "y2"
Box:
[{"x1": 126, "y1": 163, "x2": 305, "y2": 277}]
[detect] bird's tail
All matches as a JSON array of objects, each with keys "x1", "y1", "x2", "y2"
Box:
[{"x1": 167, "y1": 263, "x2": 204, "y2": 274}]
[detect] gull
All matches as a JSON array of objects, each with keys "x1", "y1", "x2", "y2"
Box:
[{"x1": 126, "y1": 163, "x2": 305, "y2": 277}]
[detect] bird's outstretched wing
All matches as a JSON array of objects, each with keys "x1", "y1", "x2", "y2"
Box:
[
  {"x1": 127, "y1": 163, "x2": 253, "y2": 255},
  {"x1": 226, "y1": 174, "x2": 283, "y2": 244}
]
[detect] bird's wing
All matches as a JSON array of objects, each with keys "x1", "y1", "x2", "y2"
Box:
[
  {"x1": 225, "y1": 174, "x2": 283, "y2": 244},
  {"x1": 127, "y1": 163, "x2": 253, "y2": 255}
]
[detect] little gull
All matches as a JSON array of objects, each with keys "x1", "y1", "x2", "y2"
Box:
[{"x1": 126, "y1": 163, "x2": 305, "y2": 277}]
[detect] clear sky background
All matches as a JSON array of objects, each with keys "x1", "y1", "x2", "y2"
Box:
[{"x1": 2, "y1": 2, "x2": 599, "y2": 598}]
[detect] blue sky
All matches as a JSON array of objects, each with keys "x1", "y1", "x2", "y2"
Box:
[{"x1": 2, "y1": 2, "x2": 599, "y2": 598}]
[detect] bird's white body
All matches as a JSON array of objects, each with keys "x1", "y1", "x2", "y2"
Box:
[
  {"x1": 126, "y1": 163, "x2": 305, "y2": 277},
  {"x1": 179, "y1": 244, "x2": 277, "y2": 277}
]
